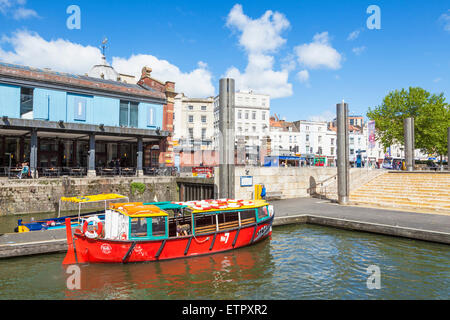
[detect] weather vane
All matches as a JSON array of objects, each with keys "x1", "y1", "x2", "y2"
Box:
[{"x1": 101, "y1": 37, "x2": 108, "y2": 57}]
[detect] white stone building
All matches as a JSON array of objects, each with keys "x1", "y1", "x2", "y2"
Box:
[
  {"x1": 173, "y1": 93, "x2": 215, "y2": 151},
  {"x1": 269, "y1": 116, "x2": 301, "y2": 156},
  {"x1": 293, "y1": 120, "x2": 330, "y2": 157},
  {"x1": 213, "y1": 90, "x2": 271, "y2": 165}
]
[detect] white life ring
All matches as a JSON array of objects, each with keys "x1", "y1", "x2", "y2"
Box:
[{"x1": 83, "y1": 216, "x2": 103, "y2": 239}]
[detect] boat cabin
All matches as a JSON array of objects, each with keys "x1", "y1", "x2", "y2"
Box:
[{"x1": 104, "y1": 200, "x2": 273, "y2": 241}]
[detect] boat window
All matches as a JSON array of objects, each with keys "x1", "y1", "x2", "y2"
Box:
[
  {"x1": 240, "y1": 209, "x2": 255, "y2": 221},
  {"x1": 152, "y1": 217, "x2": 166, "y2": 237},
  {"x1": 217, "y1": 211, "x2": 239, "y2": 231},
  {"x1": 217, "y1": 211, "x2": 239, "y2": 224},
  {"x1": 130, "y1": 218, "x2": 148, "y2": 238},
  {"x1": 240, "y1": 209, "x2": 256, "y2": 226},
  {"x1": 257, "y1": 206, "x2": 269, "y2": 220},
  {"x1": 194, "y1": 214, "x2": 215, "y2": 229},
  {"x1": 194, "y1": 214, "x2": 216, "y2": 235}
]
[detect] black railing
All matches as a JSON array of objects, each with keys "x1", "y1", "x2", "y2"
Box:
[
  {"x1": 143, "y1": 167, "x2": 178, "y2": 177},
  {"x1": 0, "y1": 166, "x2": 180, "y2": 178}
]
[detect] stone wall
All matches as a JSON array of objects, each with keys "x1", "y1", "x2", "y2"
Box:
[
  {"x1": 233, "y1": 166, "x2": 338, "y2": 200},
  {"x1": 232, "y1": 166, "x2": 385, "y2": 200},
  {"x1": 0, "y1": 176, "x2": 179, "y2": 216}
]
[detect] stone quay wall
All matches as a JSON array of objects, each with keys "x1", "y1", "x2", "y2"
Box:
[
  {"x1": 233, "y1": 166, "x2": 384, "y2": 200},
  {"x1": 0, "y1": 176, "x2": 179, "y2": 216}
]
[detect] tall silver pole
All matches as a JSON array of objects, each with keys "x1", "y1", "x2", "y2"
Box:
[
  {"x1": 403, "y1": 117, "x2": 415, "y2": 172},
  {"x1": 447, "y1": 127, "x2": 450, "y2": 171},
  {"x1": 137, "y1": 137, "x2": 143, "y2": 176},
  {"x1": 30, "y1": 129, "x2": 38, "y2": 179},
  {"x1": 337, "y1": 101, "x2": 349, "y2": 204},
  {"x1": 219, "y1": 78, "x2": 235, "y2": 199},
  {"x1": 87, "y1": 133, "x2": 96, "y2": 178}
]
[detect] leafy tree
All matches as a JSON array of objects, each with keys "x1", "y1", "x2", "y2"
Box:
[{"x1": 367, "y1": 87, "x2": 450, "y2": 158}]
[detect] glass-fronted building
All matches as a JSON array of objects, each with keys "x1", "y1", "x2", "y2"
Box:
[{"x1": 0, "y1": 61, "x2": 175, "y2": 177}]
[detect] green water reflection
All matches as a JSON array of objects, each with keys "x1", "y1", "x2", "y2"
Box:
[{"x1": 0, "y1": 224, "x2": 448, "y2": 299}]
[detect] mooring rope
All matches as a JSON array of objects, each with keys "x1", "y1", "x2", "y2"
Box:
[{"x1": 193, "y1": 235, "x2": 210, "y2": 244}]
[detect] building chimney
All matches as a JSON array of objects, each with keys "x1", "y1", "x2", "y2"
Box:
[{"x1": 141, "y1": 66, "x2": 152, "y2": 80}]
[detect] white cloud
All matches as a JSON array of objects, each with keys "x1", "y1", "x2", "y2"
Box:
[
  {"x1": 224, "y1": 4, "x2": 293, "y2": 99},
  {"x1": 0, "y1": 30, "x2": 101, "y2": 74},
  {"x1": 0, "y1": 30, "x2": 216, "y2": 97},
  {"x1": 297, "y1": 69, "x2": 309, "y2": 83},
  {"x1": 112, "y1": 55, "x2": 215, "y2": 97},
  {"x1": 13, "y1": 7, "x2": 37, "y2": 20},
  {"x1": 352, "y1": 46, "x2": 366, "y2": 55},
  {"x1": 439, "y1": 10, "x2": 450, "y2": 32},
  {"x1": 0, "y1": 0, "x2": 38, "y2": 20},
  {"x1": 225, "y1": 63, "x2": 292, "y2": 99},
  {"x1": 294, "y1": 32, "x2": 342, "y2": 70},
  {"x1": 0, "y1": 0, "x2": 13, "y2": 14},
  {"x1": 347, "y1": 29, "x2": 361, "y2": 41},
  {"x1": 226, "y1": 4, "x2": 290, "y2": 54},
  {"x1": 308, "y1": 109, "x2": 335, "y2": 122}
]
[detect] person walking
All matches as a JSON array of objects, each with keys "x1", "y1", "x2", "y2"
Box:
[{"x1": 261, "y1": 184, "x2": 267, "y2": 200}]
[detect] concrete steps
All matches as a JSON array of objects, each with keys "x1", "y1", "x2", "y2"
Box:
[
  {"x1": 352, "y1": 190, "x2": 450, "y2": 198},
  {"x1": 349, "y1": 172, "x2": 450, "y2": 214},
  {"x1": 350, "y1": 193, "x2": 450, "y2": 203},
  {"x1": 315, "y1": 168, "x2": 385, "y2": 201}
]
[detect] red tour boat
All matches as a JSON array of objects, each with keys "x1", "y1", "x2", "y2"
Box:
[{"x1": 62, "y1": 199, "x2": 274, "y2": 264}]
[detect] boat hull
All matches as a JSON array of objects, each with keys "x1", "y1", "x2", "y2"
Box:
[{"x1": 69, "y1": 217, "x2": 273, "y2": 264}]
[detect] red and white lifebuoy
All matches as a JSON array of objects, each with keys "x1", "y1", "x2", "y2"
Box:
[
  {"x1": 83, "y1": 216, "x2": 103, "y2": 239},
  {"x1": 120, "y1": 232, "x2": 127, "y2": 240},
  {"x1": 201, "y1": 204, "x2": 212, "y2": 210}
]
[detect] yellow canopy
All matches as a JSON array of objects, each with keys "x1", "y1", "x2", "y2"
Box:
[
  {"x1": 109, "y1": 202, "x2": 168, "y2": 218},
  {"x1": 60, "y1": 194, "x2": 127, "y2": 203}
]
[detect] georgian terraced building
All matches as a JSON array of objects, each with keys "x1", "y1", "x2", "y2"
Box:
[{"x1": 0, "y1": 59, "x2": 175, "y2": 177}]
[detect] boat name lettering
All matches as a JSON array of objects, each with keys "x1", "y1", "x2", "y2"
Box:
[
  {"x1": 220, "y1": 233, "x2": 230, "y2": 244},
  {"x1": 100, "y1": 243, "x2": 112, "y2": 255},
  {"x1": 254, "y1": 225, "x2": 270, "y2": 242}
]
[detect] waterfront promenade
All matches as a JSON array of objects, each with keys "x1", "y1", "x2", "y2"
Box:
[
  {"x1": 1, "y1": 197, "x2": 449, "y2": 259},
  {"x1": 272, "y1": 198, "x2": 450, "y2": 244}
]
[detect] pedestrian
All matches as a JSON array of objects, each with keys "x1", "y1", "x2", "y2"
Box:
[
  {"x1": 261, "y1": 184, "x2": 266, "y2": 200},
  {"x1": 17, "y1": 162, "x2": 29, "y2": 179}
]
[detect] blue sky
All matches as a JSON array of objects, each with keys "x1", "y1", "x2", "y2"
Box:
[{"x1": 0, "y1": 0, "x2": 449, "y2": 122}]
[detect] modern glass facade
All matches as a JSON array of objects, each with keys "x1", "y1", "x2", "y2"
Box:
[{"x1": 0, "y1": 61, "x2": 171, "y2": 177}]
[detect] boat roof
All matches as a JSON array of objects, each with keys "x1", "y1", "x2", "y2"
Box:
[
  {"x1": 144, "y1": 202, "x2": 188, "y2": 210},
  {"x1": 60, "y1": 194, "x2": 127, "y2": 203},
  {"x1": 176, "y1": 199, "x2": 269, "y2": 214},
  {"x1": 109, "y1": 202, "x2": 168, "y2": 218}
]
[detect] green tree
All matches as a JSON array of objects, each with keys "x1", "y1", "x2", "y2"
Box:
[{"x1": 367, "y1": 87, "x2": 450, "y2": 158}]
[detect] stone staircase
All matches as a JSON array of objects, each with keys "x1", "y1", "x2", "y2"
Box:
[
  {"x1": 316, "y1": 168, "x2": 385, "y2": 201},
  {"x1": 349, "y1": 172, "x2": 450, "y2": 214}
]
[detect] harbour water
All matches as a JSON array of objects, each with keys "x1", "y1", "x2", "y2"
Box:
[{"x1": 0, "y1": 224, "x2": 448, "y2": 300}]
